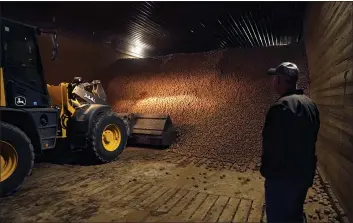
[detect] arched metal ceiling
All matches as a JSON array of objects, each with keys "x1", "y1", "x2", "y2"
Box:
[{"x1": 2, "y1": 1, "x2": 307, "y2": 58}]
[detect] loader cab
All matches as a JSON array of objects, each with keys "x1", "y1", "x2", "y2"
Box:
[{"x1": 0, "y1": 18, "x2": 51, "y2": 108}]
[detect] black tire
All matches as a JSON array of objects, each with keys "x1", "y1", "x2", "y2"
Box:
[
  {"x1": 0, "y1": 122, "x2": 34, "y2": 197},
  {"x1": 87, "y1": 111, "x2": 128, "y2": 163}
]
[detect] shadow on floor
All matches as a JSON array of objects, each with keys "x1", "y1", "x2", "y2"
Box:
[
  {"x1": 35, "y1": 139, "x2": 91, "y2": 166},
  {"x1": 34, "y1": 139, "x2": 172, "y2": 166}
]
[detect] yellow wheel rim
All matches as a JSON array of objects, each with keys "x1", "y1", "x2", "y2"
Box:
[
  {"x1": 102, "y1": 124, "x2": 121, "y2": 152},
  {"x1": 0, "y1": 141, "x2": 18, "y2": 182}
]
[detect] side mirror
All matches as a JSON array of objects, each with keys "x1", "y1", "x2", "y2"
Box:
[
  {"x1": 37, "y1": 28, "x2": 58, "y2": 61},
  {"x1": 51, "y1": 33, "x2": 58, "y2": 61}
]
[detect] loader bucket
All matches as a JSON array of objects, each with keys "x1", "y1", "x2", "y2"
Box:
[{"x1": 116, "y1": 113, "x2": 176, "y2": 148}]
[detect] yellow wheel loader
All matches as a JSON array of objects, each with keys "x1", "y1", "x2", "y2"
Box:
[{"x1": 0, "y1": 18, "x2": 175, "y2": 196}]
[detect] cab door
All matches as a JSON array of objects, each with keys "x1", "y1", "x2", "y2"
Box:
[{"x1": 1, "y1": 19, "x2": 50, "y2": 108}]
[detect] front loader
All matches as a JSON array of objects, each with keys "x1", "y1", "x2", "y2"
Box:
[{"x1": 0, "y1": 17, "x2": 175, "y2": 197}]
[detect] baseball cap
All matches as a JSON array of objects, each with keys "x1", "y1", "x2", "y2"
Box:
[{"x1": 267, "y1": 62, "x2": 300, "y2": 80}]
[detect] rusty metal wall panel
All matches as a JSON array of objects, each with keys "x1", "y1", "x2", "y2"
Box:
[
  {"x1": 37, "y1": 33, "x2": 116, "y2": 85},
  {"x1": 304, "y1": 2, "x2": 353, "y2": 222}
]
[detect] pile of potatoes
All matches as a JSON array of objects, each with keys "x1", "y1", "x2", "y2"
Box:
[{"x1": 103, "y1": 44, "x2": 309, "y2": 165}]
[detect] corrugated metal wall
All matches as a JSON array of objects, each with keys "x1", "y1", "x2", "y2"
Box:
[
  {"x1": 1, "y1": 2, "x2": 306, "y2": 58},
  {"x1": 304, "y1": 2, "x2": 353, "y2": 221}
]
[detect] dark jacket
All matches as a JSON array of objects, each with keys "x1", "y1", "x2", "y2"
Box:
[{"x1": 260, "y1": 89, "x2": 320, "y2": 186}]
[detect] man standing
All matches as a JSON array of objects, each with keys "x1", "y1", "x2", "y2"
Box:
[{"x1": 261, "y1": 62, "x2": 320, "y2": 222}]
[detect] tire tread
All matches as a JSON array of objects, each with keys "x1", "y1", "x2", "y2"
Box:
[
  {"x1": 87, "y1": 111, "x2": 127, "y2": 163},
  {"x1": 0, "y1": 121, "x2": 35, "y2": 197}
]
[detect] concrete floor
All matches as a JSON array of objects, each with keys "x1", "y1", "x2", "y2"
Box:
[{"x1": 0, "y1": 148, "x2": 340, "y2": 222}]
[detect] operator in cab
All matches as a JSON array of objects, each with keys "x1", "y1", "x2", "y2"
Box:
[{"x1": 260, "y1": 62, "x2": 320, "y2": 222}]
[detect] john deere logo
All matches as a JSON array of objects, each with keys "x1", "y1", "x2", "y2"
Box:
[{"x1": 15, "y1": 96, "x2": 26, "y2": 106}]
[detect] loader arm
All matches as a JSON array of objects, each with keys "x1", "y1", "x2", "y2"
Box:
[
  {"x1": 47, "y1": 83, "x2": 77, "y2": 138},
  {"x1": 47, "y1": 78, "x2": 109, "y2": 138}
]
